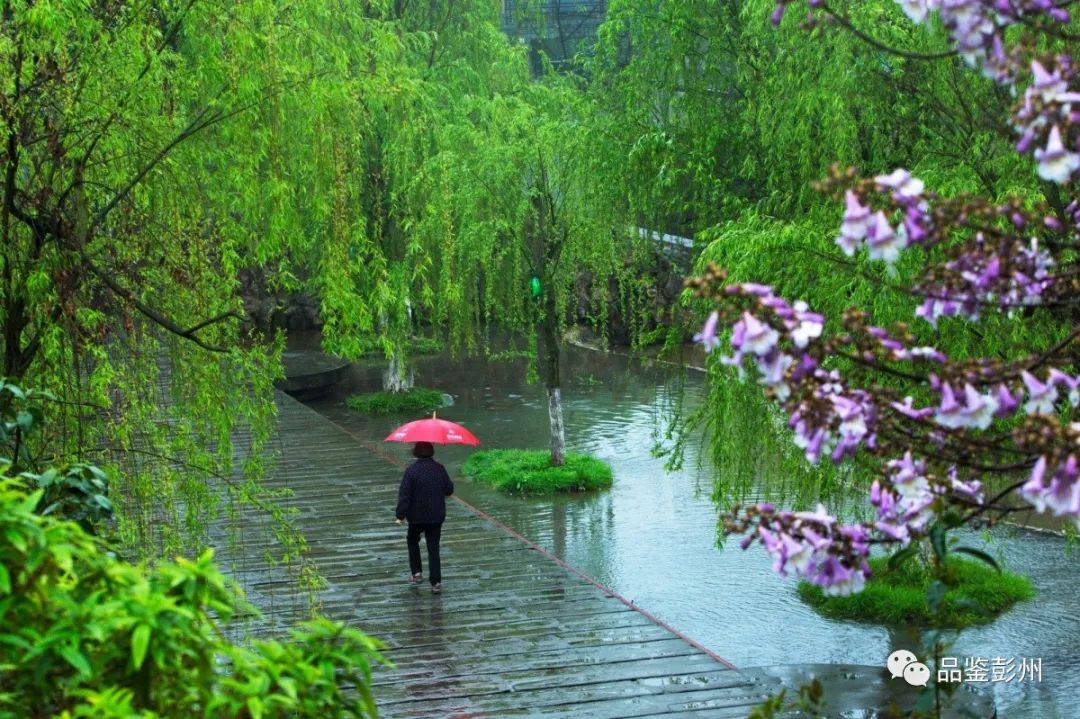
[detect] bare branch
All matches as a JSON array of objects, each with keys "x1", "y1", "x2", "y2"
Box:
[
  {"x1": 819, "y1": 1, "x2": 957, "y2": 61},
  {"x1": 83, "y1": 258, "x2": 239, "y2": 353}
]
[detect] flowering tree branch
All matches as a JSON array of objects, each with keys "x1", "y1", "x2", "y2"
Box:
[{"x1": 688, "y1": 0, "x2": 1080, "y2": 597}]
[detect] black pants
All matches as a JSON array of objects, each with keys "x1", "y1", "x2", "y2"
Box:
[{"x1": 406, "y1": 522, "x2": 443, "y2": 585}]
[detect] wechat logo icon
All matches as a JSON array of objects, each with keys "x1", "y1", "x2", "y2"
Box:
[{"x1": 888, "y1": 649, "x2": 931, "y2": 687}]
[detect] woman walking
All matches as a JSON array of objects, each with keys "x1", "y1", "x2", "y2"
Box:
[{"x1": 394, "y1": 441, "x2": 454, "y2": 593}]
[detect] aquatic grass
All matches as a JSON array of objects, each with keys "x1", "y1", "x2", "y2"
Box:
[
  {"x1": 346, "y1": 388, "x2": 446, "y2": 415},
  {"x1": 462, "y1": 449, "x2": 613, "y2": 495},
  {"x1": 797, "y1": 556, "x2": 1035, "y2": 628}
]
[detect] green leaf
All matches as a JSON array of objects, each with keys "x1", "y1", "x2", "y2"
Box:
[
  {"x1": 929, "y1": 522, "x2": 948, "y2": 561},
  {"x1": 0, "y1": 564, "x2": 9, "y2": 594},
  {"x1": 953, "y1": 546, "x2": 1000, "y2": 572},
  {"x1": 131, "y1": 624, "x2": 151, "y2": 670},
  {"x1": 59, "y1": 645, "x2": 92, "y2": 677},
  {"x1": 16, "y1": 410, "x2": 35, "y2": 433},
  {"x1": 246, "y1": 696, "x2": 264, "y2": 719}
]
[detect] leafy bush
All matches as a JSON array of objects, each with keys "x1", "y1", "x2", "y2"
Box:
[
  {"x1": 1, "y1": 381, "x2": 113, "y2": 533},
  {"x1": 346, "y1": 388, "x2": 446, "y2": 415},
  {"x1": 796, "y1": 555, "x2": 1034, "y2": 628},
  {"x1": 0, "y1": 478, "x2": 386, "y2": 718},
  {"x1": 462, "y1": 449, "x2": 613, "y2": 495}
]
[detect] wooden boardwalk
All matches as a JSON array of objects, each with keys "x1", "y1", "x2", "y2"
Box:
[{"x1": 220, "y1": 392, "x2": 780, "y2": 718}]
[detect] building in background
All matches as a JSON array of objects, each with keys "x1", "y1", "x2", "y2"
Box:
[{"x1": 501, "y1": 0, "x2": 608, "y2": 71}]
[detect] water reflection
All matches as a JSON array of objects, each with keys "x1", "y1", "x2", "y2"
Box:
[{"x1": 301, "y1": 340, "x2": 1079, "y2": 717}]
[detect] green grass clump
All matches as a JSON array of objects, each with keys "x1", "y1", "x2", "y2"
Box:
[
  {"x1": 797, "y1": 555, "x2": 1035, "y2": 628},
  {"x1": 462, "y1": 449, "x2": 613, "y2": 495},
  {"x1": 346, "y1": 387, "x2": 446, "y2": 415}
]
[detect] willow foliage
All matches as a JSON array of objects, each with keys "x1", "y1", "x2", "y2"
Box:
[
  {"x1": 590, "y1": 0, "x2": 1025, "y2": 231},
  {"x1": 0, "y1": 1, "x2": 430, "y2": 561}
]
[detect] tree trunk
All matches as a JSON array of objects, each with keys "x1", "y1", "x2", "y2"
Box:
[
  {"x1": 547, "y1": 386, "x2": 566, "y2": 466},
  {"x1": 540, "y1": 290, "x2": 566, "y2": 466},
  {"x1": 382, "y1": 353, "x2": 414, "y2": 393}
]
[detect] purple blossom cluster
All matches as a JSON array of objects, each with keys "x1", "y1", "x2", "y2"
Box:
[
  {"x1": 731, "y1": 503, "x2": 871, "y2": 596},
  {"x1": 836, "y1": 171, "x2": 927, "y2": 268},
  {"x1": 838, "y1": 176, "x2": 1060, "y2": 324},
  {"x1": 882, "y1": 2, "x2": 1069, "y2": 80},
  {"x1": 1017, "y1": 59, "x2": 1080, "y2": 182},
  {"x1": 871, "y1": 453, "x2": 983, "y2": 544},
  {"x1": 1022, "y1": 450, "x2": 1080, "y2": 517}
]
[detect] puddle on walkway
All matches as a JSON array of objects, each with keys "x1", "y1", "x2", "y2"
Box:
[{"x1": 300, "y1": 340, "x2": 1079, "y2": 718}]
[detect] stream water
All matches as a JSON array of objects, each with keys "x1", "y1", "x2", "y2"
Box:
[{"x1": 301, "y1": 342, "x2": 1079, "y2": 718}]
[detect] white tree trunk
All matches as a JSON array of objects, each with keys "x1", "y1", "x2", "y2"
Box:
[
  {"x1": 548, "y1": 386, "x2": 566, "y2": 467},
  {"x1": 382, "y1": 353, "x2": 414, "y2": 393}
]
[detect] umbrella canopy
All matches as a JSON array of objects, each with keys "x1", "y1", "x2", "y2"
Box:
[{"x1": 384, "y1": 413, "x2": 481, "y2": 446}]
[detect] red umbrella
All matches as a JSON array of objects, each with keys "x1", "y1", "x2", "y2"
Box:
[{"x1": 384, "y1": 413, "x2": 482, "y2": 446}]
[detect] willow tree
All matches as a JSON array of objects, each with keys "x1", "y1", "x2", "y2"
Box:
[
  {"x1": 415, "y1": 72, "x2": 644, "y2": 466},
  {"x1": 0, "y1": 1, "x2": 416, "y2": 559},
  {"x1": 590, "y1": 0, "x2": 1023, "y2": 232},
  {"x1": 328, "y1": 0, "x2": 525, "y2": 393}
]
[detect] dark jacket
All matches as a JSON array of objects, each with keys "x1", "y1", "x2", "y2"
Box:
[{"x1": 395, "y1": 458, "x2": 454, "y2": 524}]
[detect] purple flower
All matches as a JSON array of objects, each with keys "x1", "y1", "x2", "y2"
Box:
[
  {"x1": 740, "y1": 312, "x2": 780, "y2": 356},
  {"x1": 811, "y1": 555, "x2": 866, "y2": 596},
  {"x1": 1021, "y1": 456, "x2": 1049, "y2": 510},
  {"x1": 1031, "y1": 59, "x2": 1068, "y2": 102},
  {"x1": 1048, "y1": 369, "x2": 1080, "y2": 405},
  {"x1": 757, "y1": 351, "x2": 794, "y2": 401},
  {"x1": 770, "y1": 3, "x2": 785, "y2": 26},
  {"x1": 794, "y1": 503, "x2": 837, "y2": 526},
  {"x1": 891, "y1": 396, "x2": 935, "y2": 420},
  {"x1": 896, "y1": 0, "x2": 933, "y2": 24},
  {"x1": 1022, "y1": 370, "x2": 1059, "y2": 415},
  {"x1": 837, "y1": 190, "x2": 872, "y2": 256},
  {"x1": 995, "y1": 383, "x2": 1019, "y2": 416},
  {"x1": 791, "y1": 314, "x2": 823, "y2": 348},
  {"x1": 866, "y1": 212, "x2": 908, "y2": 265},
  {"x1": 875, "y1": 168, "x2": 925, "y2": 200},
  {"x1": 694, "y1": 311, "x2": 721, "y2": 352},
  {"x1": 904, "y1": 204, "x2": 930, "y2": 244},
  {"x1": 1034, "y1": 125, "x2": 1080, "y2": 183},
  {"x1": 934, "y1": 383, "x2": 966, "y2": 428},
  {"x1": 959, "y1": 383, "x2": 999, "y2": 429},
  {"x1": 875, "y1": 520, "x2": 910, "y2": 543}
]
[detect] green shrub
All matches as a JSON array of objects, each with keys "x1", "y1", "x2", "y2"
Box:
[
  {"x1": 797, "y1": 555, "x2": 1035, "y2": 628},
  {"x1": 462, "y1": 449, "x2": 613, "y2": 495},
  {"x1": 0, "y1": 477, "x2": 386, "y2": 718},
  {"x1": 346, "y1": 387, "x2": 446, "y2": 415}
]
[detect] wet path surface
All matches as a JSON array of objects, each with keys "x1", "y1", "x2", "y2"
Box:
[{"x1": 224, "y1": 391, "x2": 783, "y2": 718}]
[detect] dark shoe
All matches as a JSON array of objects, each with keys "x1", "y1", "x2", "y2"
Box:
[
  {"x1": 409, "y1": 573, "x2": 422, "y2": 584},
  {"x1": 431, "y1": 582, "x2": 442, "y2": 594}
]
